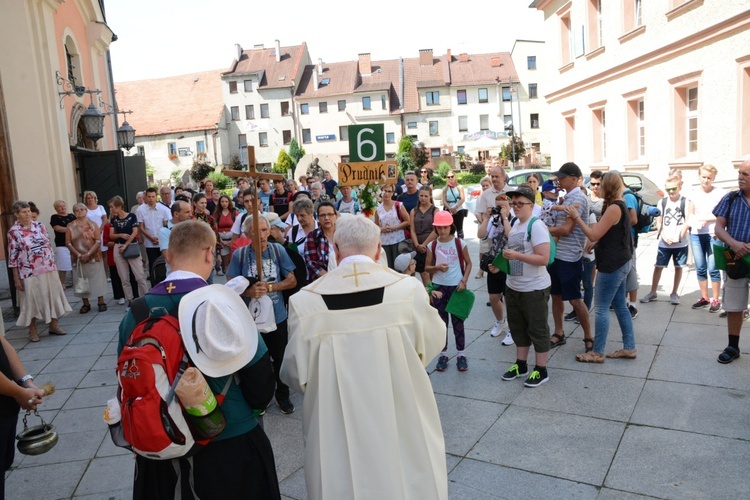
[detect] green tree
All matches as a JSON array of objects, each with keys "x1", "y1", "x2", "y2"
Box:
[
  {"x1": 288, "y1": 138, "x2": 305, "y2": 178},
  {"x1": 190, "y1": 159, "x2": 215, "y2": 183},
  {"x1": 396, "y1": 136, "x2": 415, "y2": 177},
  {"x1": 273, "y1": 150, "x2": 293, "y2": 175},
  {"x1": 412, "y1": 142, "x2": 429, "y2": 171},
  {"x1": 500, "y1": 137, "x2": 526, "y2": 165},
  {"x1": 207, "y1": 171, "x2": 231, "y2": 190}
]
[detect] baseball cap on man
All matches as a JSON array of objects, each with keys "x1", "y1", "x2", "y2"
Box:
[
  {"x1": 394, "y1": 251, "x2": 417, "y2": 272},
  {"x1": 553, "y1": 162, "x2": 583, "y2": 179},
  {"x1": 506, "y1": 186, "x2": 536, "y2": 204},
  {"x1": 264, "y1": 212, "x2": 288, "y2": 230}
]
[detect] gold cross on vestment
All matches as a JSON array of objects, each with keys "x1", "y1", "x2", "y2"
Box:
[
  {"x1": 165, "y1": 282, "x2": 176, "y2": 293},
  {"x1": 222, "y1": 146, "x2": 285, "y2": 278},
  {"x1": 342, "y1": 264, "x2": 370, "y2": 287}
]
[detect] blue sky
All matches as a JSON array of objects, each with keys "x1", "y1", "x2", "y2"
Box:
[{"x1": 106, "y1": 0, "x2": 544, "y2": 82}]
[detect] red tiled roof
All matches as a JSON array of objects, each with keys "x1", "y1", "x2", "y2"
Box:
[
  {"x1": 296, "y1": 61, "x2": 358, "y2": 97},
  {"x1": 115, "y1": 69, "x2": 224, "y2": 137},
  {"x1": 449, "y1": 52, "x2": 517, "y2": 86},
  {"x1": 225, "y1": 43, "x2": 308, "y2": 89}
]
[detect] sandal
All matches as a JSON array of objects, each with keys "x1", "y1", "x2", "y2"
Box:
[
  {"x1": 606, "y1": 349, "x2": 637, "y2": 359},
  {"x1": 48, "y1": 327, "x2": 67, "y2": 336},
  {"x1": 28, "y1": 331, "x2": 40, "y2": 342},
  {"x1": 98, "y1": 303, "x2": 108, "y2": 312},
  {"x1": 79, "y1": 304, "x2": 91, "y2": 314},
  {"x1": 583, "y1": 338, "x2": 594, "y2": 353},
  {"x1": 576, "y1": 351, "x2": 605, "y2": 363},
  {"x1": 550, "y1": 333, "x2": 566, "y2": 348}
]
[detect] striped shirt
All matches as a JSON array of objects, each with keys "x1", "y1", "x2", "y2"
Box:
[{"x1": 553, "y1": 187, "x2": 589, "y2": 262}]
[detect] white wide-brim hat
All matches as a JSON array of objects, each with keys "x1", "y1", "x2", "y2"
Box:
[{"x1": 178, "y1": 284, "x2": 259, "y2": 377}]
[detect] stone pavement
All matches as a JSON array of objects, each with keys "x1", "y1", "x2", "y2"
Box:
[{"x1": 2, "y1": 222, "x2": 749, "y2": 499}]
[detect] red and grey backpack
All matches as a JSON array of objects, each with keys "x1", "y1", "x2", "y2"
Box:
[{"x1": 115, "y1": 298, "x2": 230, "y2": 460}]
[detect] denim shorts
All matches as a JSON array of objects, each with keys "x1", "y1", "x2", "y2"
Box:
[
  {"x1": 655, "y1": 246, "x2": 688, "y2": 268},
  {"x1": 548, "y1": 258, "x2": 583, "y2": 301}
]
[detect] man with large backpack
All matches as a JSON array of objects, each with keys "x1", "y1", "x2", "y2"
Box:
[{"x1": 116, "y1": 220, "x2": 279, "y2": 499}]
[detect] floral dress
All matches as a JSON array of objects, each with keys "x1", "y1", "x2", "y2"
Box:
[{"x1": 7, "y1": 221, "x2": 57, "y2": 279}]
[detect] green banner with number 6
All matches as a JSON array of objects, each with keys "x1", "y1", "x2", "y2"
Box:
[{"x1": 348, "y1": 124, "x2": 385, "y2": 162}]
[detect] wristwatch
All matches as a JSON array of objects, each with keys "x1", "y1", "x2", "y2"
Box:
[{"x1": 18, "y1": 374, "x2": 33, "y2": 384}]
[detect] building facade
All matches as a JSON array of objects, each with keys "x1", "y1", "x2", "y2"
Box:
[
  {"x1": 531, "y1": 0, "x2": 750, "y2": 186},
  {"x1": 117, "y1": 69, "x2": 227, "y2": 184},
  {"x1": 511, "y1": 40, "x2": 550, "y2": 166},
  {"x1": 1, "y1": 0, "x2": 119, "y2": 259}
]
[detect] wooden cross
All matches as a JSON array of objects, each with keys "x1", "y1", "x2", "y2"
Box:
[
  {"x1": 223, "y1": 146, "x2": 285, "y2": 278},
  {"x1": 342, "y1": 263, "x2": 370, "y2": 287}
]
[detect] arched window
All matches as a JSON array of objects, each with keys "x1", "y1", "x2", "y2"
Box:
[{"x1": 64, "y1": 36, "x2": 84, "y2": 90}]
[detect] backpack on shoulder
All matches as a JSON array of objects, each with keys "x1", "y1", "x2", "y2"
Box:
[
  {"x1": 114, "y1": 298, "x2": 230, "y2": 460},
  {"x1": 632, "y1": 190, "x2": 659, "y2": 234}
]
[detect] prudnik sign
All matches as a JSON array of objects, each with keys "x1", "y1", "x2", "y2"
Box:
[{"x1": 338, "y1": 124, "x2": 397, "y2": 187}]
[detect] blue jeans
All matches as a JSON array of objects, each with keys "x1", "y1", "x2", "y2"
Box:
[
  {"x1": 593, "y1": 260, "x2": 635, "y2": 354},
  {"x1": 582, "y1": 258, "x2": 595, "y2": 310},
  {"x1": 690, "y1": 233, "x2": 720, "y2": 282}
]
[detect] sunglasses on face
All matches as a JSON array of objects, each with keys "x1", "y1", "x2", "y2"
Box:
[
  {"x1": 447, "y1": 175, "x2": 455, "y2": 179},
  {"x1": 510, "y1": 201, "x2": 532, "y2": 208},
  {"x1": 590, "y1": 182, "x2": 601, "y2": 187},
  {"x1": 665, "y1": 187, "x2": 678, "y2": 193}
]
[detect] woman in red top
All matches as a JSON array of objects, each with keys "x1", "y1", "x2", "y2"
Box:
[{"x1": 214, "y1": 194, "x2": 238, "y2": 275}]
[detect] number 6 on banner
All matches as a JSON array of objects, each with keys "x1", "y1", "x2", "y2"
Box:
[
  {"x1": 357, "y1": 128, "x2": 377, "y2": 161},
  {"x1": 348, "y1": 124, "x2": 385, "y2": 162}
]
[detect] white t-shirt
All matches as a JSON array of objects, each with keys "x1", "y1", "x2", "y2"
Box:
[
  {"x1": 689, "y1": 186, "x2": 726, "y2": 235},
  {"x1": 85, "y1": 205, "x2": 108, "y2": 251},
  {"x1": 431, "y1": 237, "x2": 467, "y2": 287},
  {"x1": 506, "y1": 218, "x2": 552, "y2": 293},
  {"x1": 136, "y1": 203, "x2": 170, "y2": 248},
  {"x1": 659, "y1": 196, "x2": 689, "y2": 248}
]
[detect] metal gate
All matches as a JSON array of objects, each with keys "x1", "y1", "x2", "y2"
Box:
[{"x1": 75, "y1": 150, "x2": 146, "y2": 209}]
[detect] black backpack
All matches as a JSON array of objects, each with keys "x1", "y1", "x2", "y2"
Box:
[{"x1": 631, "y1": 190, "x2": 657, "y2": 233}]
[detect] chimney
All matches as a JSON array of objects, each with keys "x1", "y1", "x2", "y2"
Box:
[
  {"x1": 317, "y1": 58, "x2": 323, "y2": 76},
  {"x1": 358, "y1": 53, "x2": 372, "y2": 76},
  {"x1": 235, "y1": 43, "x2": 243, "y2": 61},
  {"x1": 490, "y1": 56, "x2": 502, "y2": 67},
  {"x1": 459, "y1": 53, "x2": 470, "y2": 62},
  {"x1": 313, "y1": 65, "x2": 319, "y2": 91},
  {"x1": 419, "y1": 48, "x2": 433, "y2": 66},
  {"x1": 446, "y1": 49, "x2": 452, "y2": 61},
  {"x1": 275, "y1": 39, "x2": 281, "y2": 62}
]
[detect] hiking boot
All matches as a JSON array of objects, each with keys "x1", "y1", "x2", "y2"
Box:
[
  {"x1": 670, "y1": 293, "x2": 681, "y2": 305},
  {"x1": 277, "y1": 399, "x2": 295, "y2": 415},
  {"x1": 523, "y1": 370, "x2": 549, "y2": 388},
  {"x1": 501, "y1": 363, "x2": 529, "y2": 381},
  {"x1": 456, "y1": 356, "x2": 468, "y2": 372},
  {"x1": 564, "y1": 310, "x2": 577, "y2": 322},
  {"x1": 709, "y1": 300, "x2": 721, "y2": 313},
  {"x1": 629, "y1": 304, "x2": 639, "y2": 320},
  {"x1": 692, "y1": 297, "x2": 710, "y2": 309},
  {"x1": 717, "y1": 346, "x2": 740, "y2": 364},
  {"x1": 435, "y1": 355, "x2": 449, "y2": 372},
  {"x1": 639, "y1": 292, "x2": 657, "y2": 303}
]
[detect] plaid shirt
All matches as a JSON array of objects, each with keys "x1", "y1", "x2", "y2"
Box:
[
  {"x1": 713, "y1": 191, "x2": 750, "y2": 244},
  {"x1": 303, "y1": 227, "x2": 331, "y2": 281}
]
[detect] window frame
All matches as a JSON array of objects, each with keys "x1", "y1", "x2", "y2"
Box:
[
  {"x1": 339, "y1": 126, "x2": 349, "y2": 141},
  {"x1": 458, "y1": 115, "x2": 468, "y2": 132},
  {"x1": 457, "y1": 89, "x2": 467, "y2": 105},
  {"x1": 478, "y1": 88, "x2": 489, "y2": 103},
  {"x1": 260, "y1": 103, "x2": 269, "y2": 119},
  {"x1": 319, "y1": 101, "x2": 328, "y2": 114},
  {"x1": 527, "y1": 56, "x2": 537, "y2": 70},
  {"x1": 230, "y1": 106, "x2": 239, "y2": 121},
  {"x1": 362, "y1": 96, "x2": 371, "y2": 110},
  {"x1": 426, "y1": 91, "x2": 440, "y2": 106},
  {"x1": 338, "y1": 100, "x2": 346, "y2": 111},
  {"x1": 245, "y1": 105, "x2": 255, "y2": 120},
  {"x1": 229, "y1": 81, "x2": 238, "y2": 94},
  {"x1": 259, "y1": 132, "x2": 268, "y2": 147},
  {"x1": 530, "y1": 113, "x2": 540, "y2": 129},
  {"x1": 300, "y1": 103, "x2": 309, "y2": 115},
  {"x1": 429, "y1": 121, "x2": 439, "y2": 136},
  {"x1": 302, "y1": 128, "x2": 311, "y2": 144},
  {"x1": 281, "y1": 102, "x2": 290, "y2": 116},
  {"x1": 244, "y1": 80, "x2": 253, "y2": 92},
  {"x1": 529, "y1": 83, "x2": 538, "y2": 99}
]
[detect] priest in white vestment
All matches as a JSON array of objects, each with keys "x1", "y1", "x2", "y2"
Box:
[{"x1": 281, "y1": 215, "x2": 448, "y2": 500}]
